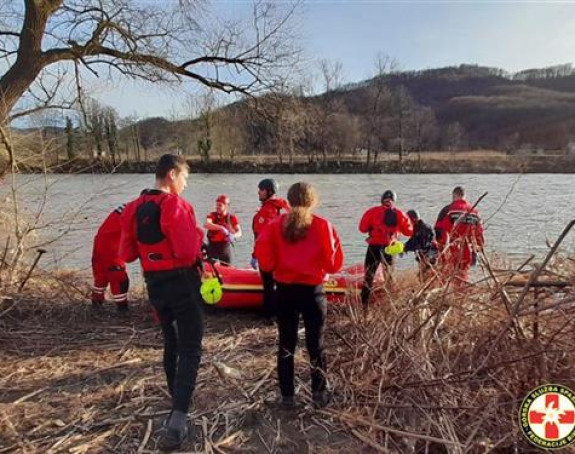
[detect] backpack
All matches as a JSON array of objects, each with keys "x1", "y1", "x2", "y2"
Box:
[{"x1": 136, "y1": 197, "x2": 167, "y2": 245}]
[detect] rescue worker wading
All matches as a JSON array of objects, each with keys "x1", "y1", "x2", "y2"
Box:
[
  {"x1": 404, "y1": 210, "x2": 437, "y2": 281},
  {"x1": 204, "y1": 194, "x2": 242, "y2": 265},
  {"x1": 120, "y1": 154, "x2": 204, "y2": 451},
  {"x1": 91, "y1": 204, "x2": 130, "y2": 312},
  {"x1": 252, "y1": 178, "x2": 290, "y2": 319},
  {"x1": 255, "y1": 182, "x2": 344, "y2": 408},
  {"x1": 359, "y1": 190, "x2": 413, "y2": 309},
  {"x1": 434, "y1": 186, "x2": 484, "y2": 288}
]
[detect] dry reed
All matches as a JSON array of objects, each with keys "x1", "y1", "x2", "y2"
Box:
[{"x1": 1, "y1": 241, "x2": 574, "y2": 453}]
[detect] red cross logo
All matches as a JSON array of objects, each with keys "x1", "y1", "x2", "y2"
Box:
[{"x1": 528, "y1": 393, "x2": 575, "y2": 440}]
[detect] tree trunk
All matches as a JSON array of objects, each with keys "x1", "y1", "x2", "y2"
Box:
[
  {"x1": 0, "y1": 64, "x2": 43, "y2": 124},
  {"x1": 0, "y1": 1, "x2": 60, "y2": 124}
]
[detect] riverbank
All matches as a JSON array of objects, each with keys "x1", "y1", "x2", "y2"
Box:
[
  {"x1": 1, "y1": 254, "x2": 574, "y2": 452},
  {"x1": 12, "y1": 150, "x2": 575, "y2": 174}
]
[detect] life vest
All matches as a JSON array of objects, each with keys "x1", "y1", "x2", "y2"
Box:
[
  {"x1": 435, "y1": 199, "x2": 484, "y2": 247},
  {"x1": 135, "y1": 190, "x2": 174, "y2": 270},
  {"x1": 121, "y1": 189, "x2": 203, "y2": 272},
  {"x1": 207, "y1": 212, "x2": 238, "y2": 243}
]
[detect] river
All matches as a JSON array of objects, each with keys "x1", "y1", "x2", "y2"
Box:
[{"x1": 4, "y1": 173, "x2": 575, "y2": 276}]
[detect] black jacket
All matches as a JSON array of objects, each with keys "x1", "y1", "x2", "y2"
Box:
[{"x1": 405, "y1": 220, "x2": 435, "y2": 253}]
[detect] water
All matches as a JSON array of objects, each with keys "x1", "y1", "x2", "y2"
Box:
[{"x1": 3, "y1": 173, "x2": 575, "y2": 275}]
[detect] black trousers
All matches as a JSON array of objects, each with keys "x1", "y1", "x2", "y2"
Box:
[
  {"x1": 144, "y1": 267, "x2": 204, "y2": 413},
  {"x1": 276, "y1": 283, "x2": 327, "y2": 397},
  {"x1": 260, "y1": 270, "x2": 277, "y2": 318},
  {"x1": 361, "y1": 245, "x2": 393, "y2": 307},
  {"x1": 206, "y1": 241, "x2": 232, "y2": 265}
]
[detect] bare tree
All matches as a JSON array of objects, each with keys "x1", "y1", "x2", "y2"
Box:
[
  {"x1": 318, "y1": 59, "x2": 344, "y2": 93},
  {"x1": 104, "y1": 109, "x2": 118, "y2": 165},
  {"x1": 0, "y1": 0, "x2": 300, "y2": 131},
  {"x1": 390, "y1": 84, "x2": 415, "y2": 168},
  {"x1": 315, "y1": 59, "x2": 346, "y2": 164},
  {"x1": 194, "y1": 90, "x2": 218, "y2": 163},
  {"x1": 212, "y1": 104, "x2": 246, "y2": 162},
  {"x1": 64, "y1": 116, "x2": 75, "y2": 160},
  {"x1": 444, "y1": 122, "x2": 467, "y2": 152},
  {"x1": 81, "y1": 98, "x2": 104, "y2": 159},
  {"x1": 412, "y1": 106, "x2": 438, "y2": 152},
  {"x1": 364, "y1": 53, "x2": 398, "y2": 167}
]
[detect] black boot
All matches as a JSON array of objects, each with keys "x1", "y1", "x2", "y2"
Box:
[
  {"x1": 312, "y1": 391, "x2": 331, "y2": 408},
  {"x1": 158, "y1": 410, "x2": 192, "y2": 451}
]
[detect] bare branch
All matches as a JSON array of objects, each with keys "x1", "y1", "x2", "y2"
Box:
[
  {"x1": 0, "y1": 31, "x2": 19, "y2": 38},
  {"x1": 0, "y1": 0, "x2": 300, "y2": 128}
]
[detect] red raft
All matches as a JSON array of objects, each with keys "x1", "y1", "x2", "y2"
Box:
[{"x1": 202, "y1": 261, "x2": 368, "y2": 309}]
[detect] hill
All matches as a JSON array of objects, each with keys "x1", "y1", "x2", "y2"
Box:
[
  {"x1": 328, "y1": 64, "x2": 575, "y2": 150},
  {"x1": 11, "y1": 63, "x2": 575, "y2": 170}
]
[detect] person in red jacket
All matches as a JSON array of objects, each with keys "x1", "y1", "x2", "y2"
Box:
[
  {"x1": 204, "y1": 194, "x2": 242, "y2": 265},
  {"x1": 434, "y1": 186, "x2": 484, "y2": 287},
  {"x1": 359, "y1": 190, "x2": 413, "y2": 309},
  {"x1": 252, "y1": 178, "x2": 290, "y2": 319},
  {"x1": 91, "y1": 204, "x2": 130, "y2": 312},
  {"x1": 255, "y1": 182, "x2": 343, "y2": 408},
  {"x1": 120, "y1": 154, "x2": 204, "y2": 451}
]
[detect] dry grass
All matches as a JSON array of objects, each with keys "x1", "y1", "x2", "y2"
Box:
[
  {"x1": 324, "y1": 261, "x2": 575, "y2": 453},
  {"x1": 0, "y1": 272, "x2": 362, "y2": 453},
  {"x1": 1, "y1": 248, "x2": 575, "y2": 453}
]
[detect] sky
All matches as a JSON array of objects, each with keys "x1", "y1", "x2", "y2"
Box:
[{"x1": 94, "y1": 0, "x2": 575, "y2": 119}]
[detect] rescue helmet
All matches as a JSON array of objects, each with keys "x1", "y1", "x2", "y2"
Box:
[
  {"x1": 200, "y1": 277, "x2": 223, "y2": 305},
  {"x1": 407, "y1": 209, "x2": 420, "y2": 221},
  {"x1": 258, "y1": 178, "x2": 278, "y2": 195},
  {"x1": 381, "y1": 190, "x2": 397, "y2": 203},
  {"x1": 216, "y1": 194, "x2": 230, "y2": 205},
  {"x1": 384, "y1": 240, "x2": 405, "y2": 256}
]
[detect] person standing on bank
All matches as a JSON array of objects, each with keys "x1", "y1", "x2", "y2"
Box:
[
  {"x1": 91, "y1": 204, "x2": 130, "y2": 312},
  {"x1": 120, "y1": 154, "x2": 204, "y2": 450},
  {"x1": 204, "y1": 194, "x2": 242, "y2": 265},
  {"x1": 359, "y1": 190, "x2": 413, "y2": 309},
  {"x1": 251, "y1": 178, "x2": 290, "y2": 319},
  {"x1": 434, "y1": 186, "x2": 484, "y2": 287},
  {"x1": 404, "y1": 209, "x2": 437, "y2": 281},
  {"x1": 255, "y1": 182, "x2": 344, "y2": 408}
]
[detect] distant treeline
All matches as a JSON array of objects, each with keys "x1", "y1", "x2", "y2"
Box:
[{"x1": 9, "y1": 63, "x2": 575, "y2": 171}]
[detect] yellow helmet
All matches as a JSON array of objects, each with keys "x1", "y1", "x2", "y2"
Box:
[
  {"x1": 200, "y1": 277, "x2": 223, "y2": 305},
  {"x1": 384, "y1": 241, "x2": 404, "y2": 256}
]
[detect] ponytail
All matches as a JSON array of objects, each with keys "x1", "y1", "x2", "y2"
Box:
[{"x1": 282, "y1": 182, "x2": 318, "y2": 242}]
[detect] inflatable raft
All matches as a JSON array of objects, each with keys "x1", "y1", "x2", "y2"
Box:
[{"x1": 201, "y1": 260, "x2": 368, "y2": 309}]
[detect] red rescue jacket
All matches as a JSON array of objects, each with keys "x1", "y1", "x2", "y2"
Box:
[
  {"x1": 206, "y1": 212, "x2": 239, "y2": 243},
  {"x1": 92, "y1": 205, "x2": 125, "y2": 266},
  {"x1": 252, "y1": 197, "x2": 290, "y2": 239},
  {"x1": 359, "y1": 202, "x2": 413, "y2": 246},
  {"x1": 120, "y1": 189, "x2": 204, "y2": 272},
  {"x1": 255, "y1": 214, "x2": 344, "y2": 285},
  {"x1": 434, "y1": 199, "x2": 484, "y2": 249}
]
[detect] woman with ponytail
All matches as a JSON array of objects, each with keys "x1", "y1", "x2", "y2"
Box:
[{"x1": 255, "y1": 182, "x2": 344, "y2": 408}]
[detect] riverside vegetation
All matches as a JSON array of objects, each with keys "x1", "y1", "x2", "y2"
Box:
[{"x1": 1, "y1": 222, "x2": 575, "y2": 453}]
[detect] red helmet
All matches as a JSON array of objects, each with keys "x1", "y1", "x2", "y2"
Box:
[{"x1": 216, "y1": 194, "x2": 230, "y2": 205}]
